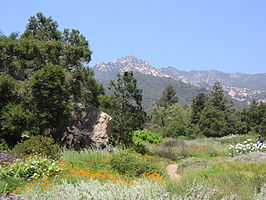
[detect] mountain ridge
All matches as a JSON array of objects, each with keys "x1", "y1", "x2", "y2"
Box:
[{"x1": 93, "y1": 56, "x2": 266, "y2": 105}]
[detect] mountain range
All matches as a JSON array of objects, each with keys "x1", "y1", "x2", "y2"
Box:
[{"x1": 93, "y1": 56, "x2": 266, "y2": 109}]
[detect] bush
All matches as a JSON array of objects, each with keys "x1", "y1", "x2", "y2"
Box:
[
  {"x1": 131, "y1": 130, "x2": 162, "y2": 155},
  {"x1": 1, "y1": 103, "x2": 39, "y2": 139},
  {"x1": 228, "y1": 138, "x2": 266, "y2": 157},
  {"x1": 153, "y1": 149, "x2": 177, "y2": 161},
  {"x1": 132, "y1": 130, "x2": 162, "y2": 144},
  {"x1": 0, "y1": 139, "x2": 10, "y2": 151},
  {"x1": 0, "y1": 156, "x2": 61, "y2": 180},
  {"x1": 109, "y1": 151, "x2": 162, "y2": 176},
  {"x1": 160, "y1": 122, "x2": 187, "y2": 138},
  {"x1": 177, "y1": 158, "x2": 209, "y2": 174},
  {"x1": 22, "y1": 179, "x2": 169, "y2": 200},
  {"x1": 12, "y1": 136, "x2": 61, "y2": 159},
  {"x1": 130, "y1": 143, "x2": 149, "y2": 155}
]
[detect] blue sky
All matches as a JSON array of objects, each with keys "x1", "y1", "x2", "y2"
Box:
[{"x1": 1, "y1": 0, "x2": 266, "y2": 74}]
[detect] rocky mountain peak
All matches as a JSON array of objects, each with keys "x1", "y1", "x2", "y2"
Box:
[
  {"x1": 93, "y1": 55, "x2": 266, "y2": 104},
  {"x1": 93, "y1": 56, "x2": 171, "y2": 78},
  {"x1": 115, "y1": 55, "x2": 144, "y2": 64}
]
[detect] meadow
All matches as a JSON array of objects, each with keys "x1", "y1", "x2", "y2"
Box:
[{"x1": 1, "y1": 134, "x2": 266, "y2": 200}]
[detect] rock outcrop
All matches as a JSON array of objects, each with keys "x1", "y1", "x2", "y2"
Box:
[{"x1": 58, "y1": 104, "x2": 112, "y2": 150}]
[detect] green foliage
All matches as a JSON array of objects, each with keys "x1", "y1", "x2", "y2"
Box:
[
  {"x1": 0, "y1": 74, "x2": 18, "y2": 110},
  {"x1": 1, "y1": 103, "x2": 38, "y2": 138},
  {"x1": 22, "y1": 12, "x2": 61, "y2": 41},
  {"x1": 109, "y1": 151, "x2": 162, "y2": 176},
  {"x1": 132, "y1": 130, "x2": 162, "y2": 144},
  {"x1": 0, "y1": 13, "x2": 101, "y2": 146},
  {"x1": 149, "y1": 104, "x2": 190, "y2": 138},
  {"x1": 155, "y1": 85, "x2": 178, "y2": 108},
  {"x1": 192, "y1": 82, "x2": 244, "y2": 138},
  {"x1": 0, "y1": 156, "x2": 61, "y2": 180},
  {"x1": 103, "y1": 72, "x2": 147, "y2": 145},
  {"x1": 241, "y1": 101, "x2": 266, "y2": 136},
  {"x1": 62, "y1": 149, "x2": 111, "y2": 172},
  {"x1": 199, "y1": 106, "x2": 228, "y2": 137},
  {"x1": 191, "y1": 93, "x2": 208, "y2": 124},
  {"x1": 96, "y1": 71, "x2": 208, "y2": 111},
  {"x1": 0, "y1": 139, "x2": 10, "y2": 151},
  {"x1": 12, "y1": 136, "x2": 61, "y2": 159},
  {"x1": 209, "y1": 82, "x2": 232, "y2": 112},
  {"x1": 160, "y1": 122, "x2": 187, "y2": 138},
  {"x1": 68, "y1": 68, "x2": 104, "y2": 107},
  {"x1": 20, "y1": 12, "x2": 91, "y2": 70},
  {"x1": 31, "y1": 64, "x2": 71, "y2": 130}
]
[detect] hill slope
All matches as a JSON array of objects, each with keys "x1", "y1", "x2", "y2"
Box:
[
  {"x1": 93, "y1": 56, "x2": 207, "y2": 110},
  {"x1": 161, "y1": 67, "x2": 266, "y2": 103},
  {"x1": 93, "y1": 56, "x2": 265, "y2": 108}
]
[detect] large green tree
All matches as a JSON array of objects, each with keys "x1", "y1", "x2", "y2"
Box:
[
  {"x1": 191, "y1": 93, "x2": 208, "y2": 124},
  {"x1": 241, "y1": 101, "x2": 266, "y2": 135},
  {"x1": 101, "y1": 71, "x2": 147, "y2": 145},
  {"x1": 197, "y1": 82, "x2": 242, "y2": 137},
  {"x1": 156, "y1": 85, "x2": 179, "y2": 108},
  {"x1": 209, "y1": 82, "x2": 232, "y2": 112},
  {"x1": 0, "y1": 13, "x2": 102, "y2": 145}
]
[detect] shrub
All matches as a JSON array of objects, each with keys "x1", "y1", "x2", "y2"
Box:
[
  {"x1": 229, "y1": 139, "x2": 266, "y2": 157},
  {"x1": 153, "y1": 149, "x2": 177, "y2": 161},
  {"x1": 0, "y1": 156, "x2": 61, "y2": 180},
  {"x1": 131, "y1": 130, "x2": 163, "y2": 155},
  {"x1": 132, "y1": 130, "x2": 162, "y2": 144},
  {"x1": 160, "y1": 122, "x2": 187, "y2": 138},
  {"x1": 22, "y1": 179, "x2": 169, "y2": 200},
  {"x1": 162, "y1": 138, "x2": 185, "y2": 148},
  {"x1": 130, "y1": 143, "x2": 149, "y2": 155},
  {"x1": 177, "y1": 158, "x2": 209, "y2": 174},
  {"x1": 20, "y1": 179, "x2": 242, "y2": 200},
  {"x1": 1, "y1": 103, "x2": 39, "y2": 139},
  {"x1": 12, "y1": 136, "x2": 61, "y2": 159},
  {"x1": 109, "y1": 151, "x2": 162, "y2": 176},
  {"x1": 0, "y1": 139, "x2": 10, "y2": 151}
]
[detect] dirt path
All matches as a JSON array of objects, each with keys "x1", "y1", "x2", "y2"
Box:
[{"x1": 166, "y1": 164, "x2": 180, "y2": 181}]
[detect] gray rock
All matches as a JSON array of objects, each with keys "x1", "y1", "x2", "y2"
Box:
[{"x1": 56, "y1": 104, "x2": 112, "y2": 150}]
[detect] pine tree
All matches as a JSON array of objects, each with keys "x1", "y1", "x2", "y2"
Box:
[
  {"x1": 191, "y1": 93, "x2": 208, "y2": 124},
  {"x1": 209, "y1": 82, "x2": 232, "y2": 112},
  {"x1": 106, "y1": 71, "x2": 147, "y2": 145},
  {"x1": 156, "y1": 85, "x2": 178, "y2": 108}
]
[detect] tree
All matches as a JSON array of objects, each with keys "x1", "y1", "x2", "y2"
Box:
[
  {"x1": 149, "y1": 104, "x2": 190, "y2": 138},
  {"x1": 191, "y1": 93, "x2": 208, "y2": 124},
  {"x1": 209, "y1": 82, "x2": 232, "y2": 112},
  {"x1": 102, "y1": 71, "x2": 147, "y2": 145},
  {"x1": 241, "y1": 101, "x2": 266, "y2": 135},
  {"x1": 196, "y1": 82, "x2": 243, "y2": 137},
  {"x1": 31, "y1": 64, "x2": 71, "y2": 131},
  {"x1": 0, "y1": 13, "x2": 102, "y2": 146},
  {"x1": 156, "y1": 85, "x2": 178, "y2": 108},
  {"x1": 0, "y1": 73, "x2": 18, "y2": 111},
  {"x1": 68, "y1": 68, "x2": 104, "y2": 107}
]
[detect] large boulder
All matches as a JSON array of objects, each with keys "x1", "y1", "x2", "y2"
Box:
[{"x1": 57, "y1": 104, "x2": 112, "y2": 150}]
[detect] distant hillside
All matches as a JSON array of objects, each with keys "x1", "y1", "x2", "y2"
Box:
[
  {"x1": 161, "y1": 67, "x2": 266, "y2": 90},
  {"x1": 93, "y1": 56, "x2": 207, "y2": 110},
  {"x1": 161, "y1": 67, "x2": 266, "y2": 103},
  {"x1": 93, "y1": 56, "x2": 265, "y2": 109}
]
